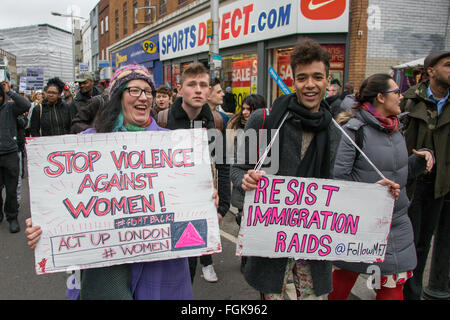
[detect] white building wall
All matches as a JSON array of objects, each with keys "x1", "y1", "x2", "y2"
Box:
[
  {"x1": 366, "y1": 0, "x2": 450, "y2": 76},
  {"x1": 0, "y1": 24, "x2": 73, "y2": 84}
]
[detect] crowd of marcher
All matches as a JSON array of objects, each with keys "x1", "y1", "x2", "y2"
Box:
[{"x1": 0, "y1": 37, "x2": 448, "y2": 301}]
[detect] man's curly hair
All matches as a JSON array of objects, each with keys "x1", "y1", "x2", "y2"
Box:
[{"x1": 290, "y1": 38, "x2": 330, "y2": 76}]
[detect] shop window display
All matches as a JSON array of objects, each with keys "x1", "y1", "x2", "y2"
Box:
[{"x1": 222, "y1": 53, "x2": 257, "y2": 114}]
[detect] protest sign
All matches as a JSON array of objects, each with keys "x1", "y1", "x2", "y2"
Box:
[
  {"x1": 0, "y1": 69, "x2": 7, "y2": 82},
  {"x1": 26, "y1": 67, "x2": 44, "y2": 90},
  {"x1": 236, "y1": 175, "x2": 395, "y2": 263},
  {"x1": 27, "y1": 129, "x2": 221, "y2": 274}
]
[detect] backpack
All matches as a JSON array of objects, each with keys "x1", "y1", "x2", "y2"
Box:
[{"x1": 353, "y1": 125, "x2": 365, "y2": 164}]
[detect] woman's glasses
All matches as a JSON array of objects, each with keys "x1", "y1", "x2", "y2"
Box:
[
  {"x1": 383, "y1": 89, "x2": 401, "y2": 96},
  {"x1": 125, "y1": 87, "x2": 153, "y2": 98}
]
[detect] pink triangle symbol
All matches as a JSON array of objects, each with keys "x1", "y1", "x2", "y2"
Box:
[{"x1": 175, "y1": 222, "x2": 205, "y2": 248}]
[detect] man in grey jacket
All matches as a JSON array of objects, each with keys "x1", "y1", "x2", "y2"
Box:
[{"x1": 0, "y1": 77, "x2": 30, "y2": 232}]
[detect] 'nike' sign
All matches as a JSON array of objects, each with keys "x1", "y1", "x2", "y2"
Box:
[
  {"x1": 308, "y1": 0, "x2": 336, "y2": 11},
  {"x1": 301, "y1": 0, "x2": 346, "y2": 20}
]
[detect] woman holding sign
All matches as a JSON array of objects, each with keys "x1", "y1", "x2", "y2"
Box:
[
  {"x1": 25, "y1": 65, "x2": 217, "y2": 300},
  {"x1": 329, "y1": 74, "x2": 434, "y2": 300}
]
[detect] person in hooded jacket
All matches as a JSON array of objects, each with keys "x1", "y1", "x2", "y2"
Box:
[
  {"x1": 329, "y1": 73, "x2": 434, "y2": 300},
  {"x1": 0, "y1": 77, "x2": 31, "y2": 232},
  {"x1": 29, "y1": 77, "x2": 72, "y2": 137}
]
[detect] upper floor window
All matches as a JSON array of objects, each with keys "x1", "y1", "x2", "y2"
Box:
[
  {"x1": 160, "y1": 0, "x2": 167, "y2": 16},
  {"x1": 133, "y1": 0, "x2": 138, "y2": 31},
  {"x1": 115, "y1": 10, "x2": 119, "y2": 39},
  {"x1": 123, "y1": 2, "x2": 128, "y2": 36}
]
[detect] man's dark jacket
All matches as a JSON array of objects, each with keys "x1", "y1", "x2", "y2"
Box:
[
  {"x1": 0, "y1": 88, "x2": 31, "y2": 155},
  {"x1": 29, "y1": 98, "x2": 71, "y2": 137},
  {"x1": 402, "y1": 81, "x2": 450, "y2": 199},
  {"x1": 69, "y1": 86, "x2": 103, "y2": 133},
  {"x1": 71, "y1": 94, "x2": 107, "y2": 134}
]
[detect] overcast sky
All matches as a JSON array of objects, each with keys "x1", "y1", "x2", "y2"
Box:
[{"x1": 0, "y1": 0, "x2": 98, "y2": 32}]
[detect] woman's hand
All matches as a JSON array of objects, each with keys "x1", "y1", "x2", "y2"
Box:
[
  {"x1": 242, "y1": 170, "x2": 265, "y2": 191},
  {"x1": 212, "y1": 188, "x2": 219, "y2": 209},
  {"x1": 211, "y1": 189, "x2": 222, "y2": 224},
  {"x1": 24, "y1": 218, "x2": 42, "y2": 250},
  {"x1": 376, "y1": 178, "x2": 400, "y2": 200},
  {"x1": 412, "y1": 149, "x2": 434, "y2": 172}
]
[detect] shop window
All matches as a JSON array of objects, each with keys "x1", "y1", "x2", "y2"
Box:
[
  {"x1": 181, "y1": 62, "x2": 193, "y2": 73},
  {"x1": 271, "y1": 48, "x2": 293, "y2": 100},
  {"x1": 172, "y1": 64, "x2": 181, "y2": 88},
  {"x1": 163, "y1": 63, "x2": 181, "y2": 89},
  {"x1": 321, "y1": 44, "x2": 345, "y2": 84},
  {"x1": 163, "y1": 63, "x2": 172, "y2": 88},
  {"x1": 222, "y1": 53, "x2": 257, "y2": 114}
]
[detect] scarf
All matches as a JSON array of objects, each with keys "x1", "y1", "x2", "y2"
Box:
[
  {"x1": 113, "y1": 111, "x2": 152, "y2": 132},
  {"x1": 360, "y1": 102, "x2": 399, "y2": 134},
  {"x1": 240, "y1": 116, "x2": 247, "y2": 127},
  {"x1": 267, "y1": 93, "x2": 333, "y2": 179}
]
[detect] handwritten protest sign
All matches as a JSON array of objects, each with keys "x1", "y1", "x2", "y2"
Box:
[
  {"x1": 236, "y1": 175, "x2": 395, "y2": 263},
  {"x1": 27, "y1": 129, "x2": 221, "y2": 274}
]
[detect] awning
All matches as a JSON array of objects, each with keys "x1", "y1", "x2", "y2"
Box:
[{"x1": 392, "y1": 57, "x2": 424, "y2": 69}]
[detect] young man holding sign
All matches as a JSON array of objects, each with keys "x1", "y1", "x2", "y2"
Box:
[
  {"x1": 156, "y1": 63, "x2": 230, "y2": 284},
  {"x1": 231, "y1": 38, "x2": 400, "y2": 300}
]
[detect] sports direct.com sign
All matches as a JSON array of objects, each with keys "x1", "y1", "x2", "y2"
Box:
[{"x1": 160, "y1": 0, "x2": 349, "y2": 60}]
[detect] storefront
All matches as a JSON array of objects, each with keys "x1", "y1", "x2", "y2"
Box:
[
  {"x1": 110, "y1": 34, "x2": 163, "y2": 88},
  {"x1": 159, "y1": 0, "x2": 349, "y2": 111}
]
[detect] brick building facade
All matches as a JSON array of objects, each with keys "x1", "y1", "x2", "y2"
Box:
[
  {"x1": 347, "y1": 0, "x2": 369, "y2": 90},
  {"x1": 87, "y1": 0, "x2": 449, "y2": 99}
]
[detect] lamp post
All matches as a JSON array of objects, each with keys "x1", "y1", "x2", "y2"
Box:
[
  {"x1": 209, "y1": 0, "x2": 220, "y2": 78},
  {"x1": 51, "y1": 11, "x2": 86, "y2": 81}
]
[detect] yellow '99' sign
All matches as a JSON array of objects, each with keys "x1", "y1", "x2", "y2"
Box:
[{"x1": 142, "y1": 41, "x2": 157, "y2": 54}]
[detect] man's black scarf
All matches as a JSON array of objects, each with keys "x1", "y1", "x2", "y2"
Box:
[{"x1": 265, "y1": 93, "x2": 332, "y2": 179}]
